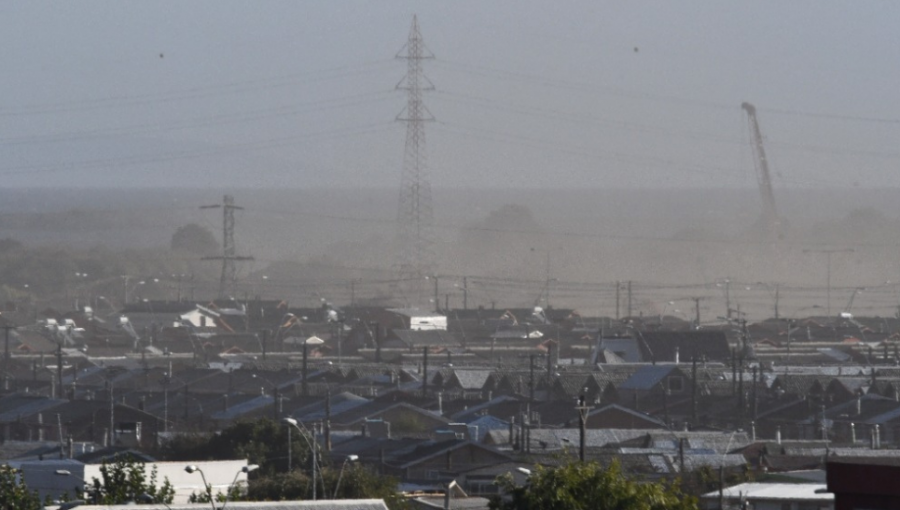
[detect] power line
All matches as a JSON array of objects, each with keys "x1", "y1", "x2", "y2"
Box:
[
  {"x1": 0, "y1": 121, "x2": 398, "y2": 176},
  {"x1": 0, "y1": 91, "x2": 396, "y2": 147},
  {"x1": 0, "y1": 60, "x2": 395, "y2": 117}
]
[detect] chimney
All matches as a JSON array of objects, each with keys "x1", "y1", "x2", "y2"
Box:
[
  {"x1": 776, "y1": 426, "x2": 782, "y2": 444},
  {"x1": 751, "y1": 421, "x2": 756, "y2": 442},
  {"x1": 850, "y1": 423, "x2": 856, "y2": 444},
  {"x1": 37, "y1": 413, "x2": 44, "y2": 442},
  {"x1": 876, "y1": 424, "x2": 881, "y2": 449},
  {"x1": 857, "y1": 396, "x2": 862, "y2": 415},
  {"x1": 674, "y1": 346, "x2": 680, "y2": 364},
  {"x1": 438, "y1": 392, "x2": 443, "y2": 415},
  {"x1": 871, "y1": 425, "x2": 877, "y2": 449}
]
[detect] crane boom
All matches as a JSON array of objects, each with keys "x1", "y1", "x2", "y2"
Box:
[{"x1": 742, "y1": 102, "x2": 779, "y2": 233}]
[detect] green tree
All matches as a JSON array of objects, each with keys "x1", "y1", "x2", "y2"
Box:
[
  {"x1": 171, "y1": 223, "x2": 219, "y2": 256},
  {"x1": 0, "y1": 465, "x2": 42, "y2": 510},
  {"x1": 158, "y1": 418, "x2": 405, "y2": 508},
  {"x1": 492, "y1": 461, "x2": 698, "y2": 510},
  {"x1": 160, "y1": 418, "x2": 310, "y2": 477},
  {"x1": 85, "y1": 456, "x2": 174, "y2": 505}
]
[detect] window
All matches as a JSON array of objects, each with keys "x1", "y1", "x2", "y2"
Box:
[{"x1": 668, "y1": 376, "x2": 684, "y2": 393}]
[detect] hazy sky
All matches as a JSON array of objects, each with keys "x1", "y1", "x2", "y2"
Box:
[{"x1": 1, "y1": 2, "x2": 898, "y2": 189}]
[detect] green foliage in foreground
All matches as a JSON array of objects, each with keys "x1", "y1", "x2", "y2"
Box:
[
  {"x1": 161, "y1": 418, "x2": 406, "y2": 509},
  {"x1": 0, "y1": 465, "x2": 42, "y2": 510},
  {"x1": 492, "y1": 461, "x2": 698, "y2": 510},
  {"x1": 86, "y1": 456, "x2": 175, "y2": 505}
]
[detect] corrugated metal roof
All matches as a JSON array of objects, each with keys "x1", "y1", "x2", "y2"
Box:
[{"x1": 701, "y1": 483, "x2": 832, "y2": 501}]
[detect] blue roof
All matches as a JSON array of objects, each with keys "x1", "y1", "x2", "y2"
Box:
[
  {"x1": 465, "y1": 415, "x2": 509, "y2": 442},
  {"x1": 619, "y1": 365, "x2": 678, "y2": 390}
]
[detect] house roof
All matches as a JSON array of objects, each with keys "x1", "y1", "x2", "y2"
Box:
[
  {"x1": 0, "y1": 395, "x2": 67, "y2": 422},
  {"x1": 637, "y1": 331, "x2": 731, "y2": 362},
  {"x1": 448, "y1": 369, "x2": 492, "y2": 391},
  {"x1": 701, "y1": 483, "x2": 832, "y2": 502},
  {"x1": 390, "y1": 439, "x2": 511, "y2": 469},
  {"x1": 581, "y1": 404, "x2": 668, "y2": 428},
  {"x1": 598, "y1": 338, "x2": 642, "y2": 363},
  {"x1": 289, "y1": 391, "x2": 370, "y2": 422},
  {"x1": 392, "y1": 329, "x2": 461, "y2": 348},
  {"x1": 485, "y1": 428, "x2": 650, "y2": 450},
  {"x1": 618, "y1": 365, "x2": 679, "y2": 391}
]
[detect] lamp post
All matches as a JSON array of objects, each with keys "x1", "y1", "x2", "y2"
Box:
[
  {"x1": 283, "y1": 417, "x2": 320, "y2": 500},
  {"x1": 221, "y1": 464, "x2": 258, "y2": 510},
  {"x1": 333, "y1": 454, "x2": 359, "y2": 499},
  {"x1": 185, "y1": 465, "x2": 216, "y2": 510}
]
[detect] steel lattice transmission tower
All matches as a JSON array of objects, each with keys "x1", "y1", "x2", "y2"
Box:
[
  {"x1": 394, "y1": 15, "x2": 436, "y2": 295},
  {"x1": 201, "y1": 195, "x2": 254, "y2": 298}
]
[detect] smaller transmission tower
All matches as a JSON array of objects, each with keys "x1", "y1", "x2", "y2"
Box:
[
  {"x1": 395, "y1": 15, "x2": 436, "y2": 301},
  {"x1": 201, "y1": 195, "x2": 254, "y2": 298}
]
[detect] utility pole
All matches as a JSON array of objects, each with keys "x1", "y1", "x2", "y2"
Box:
[
  {"x1": 725, "y1": 278, "x2": 732, "y2": 320},
  {"x1": 432, "y1": 275, "x2": 439, "y2": 313},
  {"x1": 395, "y1": 15, "x2": 436, "y2": 300},
  {"x1": 627, "y1": 281, "x2": 632, "y2": 318},
  {"x1": 691, "y1": 356, "x2": 698, "y2": 423},
  {"x1": 529, "y1": 354, "x2": 535, "y2": 407},
  {"x1": 576, "y1": 394, "x2": 591, "y2": 462},
  {"x1": 787, "y1": 319, "x2": 793, "y2": 362},
  {"x1": 462, "y1": 276, "x2": 468, "y2": 310},
  {"x1": 2, "y1": 324, "x2": 14, "y2": 375},
  {"x1": 774, "y1": 284, "x2": 780, "y2": 320},
  {"x1": 544, "y1": 251, "x2": 551, "y2": 308},
  {"x1": 201, "y1": 195, "x2": 254, "y2": 298},
  {"x1": 422, "y1": 346, "x2": 429, "y2": 398},
  {"x1": 615, "y1": 281, "x2": 620, "y2": 320},
  {"x1": 693, "y1": 297, "x2": 701, "y2": 329},
  {"x1": 120, "y1": 275, "x2": 131, "y2": 305},
  {"x1": 56, "y1": 342, "x2": 64, "y2": 400},
  {"x1": 803, "y1": 248, "x2": 855, "y2": 317}
]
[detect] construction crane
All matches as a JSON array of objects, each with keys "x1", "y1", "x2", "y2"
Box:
[{"x1": 742, "y1": 102, "x2": 782, "y2": 239}]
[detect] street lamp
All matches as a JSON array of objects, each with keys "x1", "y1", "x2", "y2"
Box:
[
  {"x1": 221, "y1": 464, "x2": 258, "y2": 510},
  {"x1": 283, "y1": 417, "x2": 321, "y2": 501},
  {"x1": 185, "y1": 465, "x2": 216, "y2": 510},
  {"x1": 333, "y1": 454, "x2": 359, "y2": 499}
]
